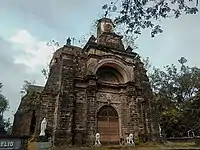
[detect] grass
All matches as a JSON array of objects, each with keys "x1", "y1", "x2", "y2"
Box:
[
  {"x1": 48, "y1": 142, "x2": 163, "y2": 150},
  {"x1": 164, "y1": 141, "x2": 196, "y2": 148},
  {"x1": 47, "y1": 142, "x2": 199, "y2": 150}
]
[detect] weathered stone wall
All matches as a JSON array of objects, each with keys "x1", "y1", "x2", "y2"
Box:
[
  {"x1": 36, "y1": 49, "x2": 63, "y2": 138},
  {"x1": 73, "y1": 88, "x2": 87, "y2": 146},
  {"x1": 54, "y1": 45, "x2": 84, "y2": 145},
  {"x1": 13, "y1": 18, "x2": 158, "y2": 146},
  {"x1": 85, "y1": 75, "x2": 97, "y2": 145},
  {"x1": 12, "y1": 86, "x2": 43, "y2": 136},
  {"x1": 133, "y1": 58, "x2": 159, "y2": 141},
  {"x1": 55, "y1": 54, "x2": 75, "y2": 145},
  {"x1": 12, "y1": 111, "x2": 33, "y2": 136},
  {"x1": 83, "y1": 34, "x2": 157, "y2": 143}
]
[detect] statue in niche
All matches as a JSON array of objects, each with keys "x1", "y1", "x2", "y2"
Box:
[
  {"x1": 94, "y1": 133, "x2": 101, "y2": 146},
  {"x1": 39, "y1": 118, "x2": 47, "y2": 136}
]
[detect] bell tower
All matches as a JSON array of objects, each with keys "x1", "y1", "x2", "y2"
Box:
[{"x1": 97, "y1": 18, "x2": 115, "y2": 39}]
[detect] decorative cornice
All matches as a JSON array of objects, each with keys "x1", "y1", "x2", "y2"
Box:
[
  {"x1": 83, "y1": 41, "x2": 137, "y2": 58},
  {"x1": 85, "y1": 54, "x2": 135, "y2": 66}
]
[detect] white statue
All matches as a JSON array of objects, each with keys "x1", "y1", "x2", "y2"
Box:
[
  {"x1": 40, "y1": 118, "x2": 47, "y2": 136},
  {"x1": 129, "y1": 133, "x2": 134, "y2": 144},
  {"x1": 126, "y1": 133, "x2": 135, "y2": 147},
  {"x1": 94, "y1": 133, "x2": 101, "y2": 146},
  {"x1": 159, "y1": 124, "x2": 162, "y2": 137},
  {"x1": 126, "y1": 136, "x2": 130, "y2": 144}
]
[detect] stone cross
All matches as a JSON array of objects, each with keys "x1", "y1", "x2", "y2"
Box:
[
  {"x1": 39, "y1": 118, "x2": 47, "y2": 136},
  {"x1": 94, "y1": 133, "x2": 101, "y2": 146}
]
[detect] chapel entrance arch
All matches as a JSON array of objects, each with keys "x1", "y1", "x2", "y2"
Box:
[{"x1": 97, "y1": 106, "x2": 119, "y2": 144}]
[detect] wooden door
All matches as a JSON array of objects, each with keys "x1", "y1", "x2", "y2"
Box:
[{"x1": 97, "y1": 106, "x2": 119, "y2": 144}]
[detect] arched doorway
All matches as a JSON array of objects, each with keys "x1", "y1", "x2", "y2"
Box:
[
  {"x1": 30, "y1": 110, "x2": 36, "y2": 135},
  {"x1": 97, "y1": 106, "x2": 119, "y2": 144}
]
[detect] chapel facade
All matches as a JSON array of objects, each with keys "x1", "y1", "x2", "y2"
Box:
[{"x1": 12, "y1": 18, "x2": 159, "y2": 146}]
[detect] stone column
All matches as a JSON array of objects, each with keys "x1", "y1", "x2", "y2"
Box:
[
  {"x1": 126, "y1": 82, "x2": 137, "y2": 134},
  {"x1": 86, "y1": 75, "x2": 97, "y2": 145},
  {"x1": 120, "y1": 94, "x2": 128, "y2": 139},
  {"x1": 142, "y1": 81, "x2": 159, "y2": 141},
  {"x1": 54, "y1": 54, "x2": 75, "y2": 146}
]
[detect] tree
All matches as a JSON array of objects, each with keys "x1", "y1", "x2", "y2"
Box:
[
  {"x1": 149, "y1": 57, "x2": 200, "y2": 137},
  {"x1": 102, "y1": 0, "x2": 198, "y2": 37},
  {"x1": 0, "y1": 83, "x2": 10, "y2": 134},
  {"x1": 142, "y1": 56, "x2": 152, "y2": 71},
  {"x1": 47, "y1": 40, "x2": 60, "y2": 52},
  {"x1": 41, "y1": 65, "x2": 50, "y2": 80},
  {"x1": 41, "y1": 40, "x2": 61, "y2": 80},
  {"x1": 20, "y1": 80, "x2": 36, "y2": 97}
]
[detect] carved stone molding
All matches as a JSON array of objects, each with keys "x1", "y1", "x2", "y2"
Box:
[
  {"x1": 97, "y1": 93, "x2": 119, "y2": 103},
  {"x1": 136, "y1": 97, "x2": 144, "y2": 103}
]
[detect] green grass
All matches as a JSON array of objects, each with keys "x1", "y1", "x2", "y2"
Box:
[
  {"x1": 48, "y1": 142, "x2": 199, "y2": 150},
  {"x1": 164, "y1": 141, "x2": 196, "y2": 147}
]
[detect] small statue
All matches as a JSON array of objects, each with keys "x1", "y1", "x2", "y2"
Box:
[
  {"x1": 126, "y1": 133, "x2": 135, "y2": 147},
  {"x1": 66, "y1": 37, "x2": 71, "y2": 45},
  {"x1": 94, "y1": 133, "x2": 101, "y2": 146},
  {"x1": 159, "y1": 124, "x2": 162, "y2": 137},
  {"x1": 39, "y1": 118, "x2": 47, "y2": 136},
  {"x1": 129, "y1": 133, "x2": 134, "y2": 144},
  {"x1": 88, "y1": 35, "x2": 96, "y2": 43},
  {"x1": 126, "y1": 136, "x2": 130, "y2": 144}
]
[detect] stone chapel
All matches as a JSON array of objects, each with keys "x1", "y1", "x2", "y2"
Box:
[{"x1": 12, "y1": 18, "x2": 159, "y2": 146}]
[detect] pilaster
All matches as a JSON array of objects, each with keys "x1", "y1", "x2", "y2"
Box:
[{"x1": 86, "y1": 75, "x2": 97, "y2": 145}]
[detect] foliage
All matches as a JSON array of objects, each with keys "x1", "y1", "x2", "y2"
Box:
[
  {"x1": 79, "y1": 18, "x2": 139, "y2": 49},
  {"x1": 102, "y1": 0, "x2": 198, "y2": 37},
  {"x1": 20, "y1": 80, "x2": 36, "y2": 97},
  {"x1": 116, "y1": 26, "x2": 139, "y2": 49},
  {"x1": 47, "y1": 40, "x2": 60, "y2": 52},
  {"x1": 142, "y1": 57, "x2": 152, "y2": 71},
  {"x1": 0, "y1": 94, "x2": 8, "y2": 115},
  {"x1": 149, "y1": 57, "x2": 200, "y2": 137},
  {"x1": 41, "y1": 65, "x2": 50, "y2": 79},
  {"x1": 0, "y1": 83, "x2": 10, "y2": 134},
  {"x1": 41, "y1": 39, "x2": 61, "y2": 80}
]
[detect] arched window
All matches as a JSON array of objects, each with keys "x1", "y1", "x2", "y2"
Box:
[{"x1": 98, "y1": 105, "x2": 118, "y2": 118}]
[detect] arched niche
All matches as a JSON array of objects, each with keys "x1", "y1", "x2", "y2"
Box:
[
  {"x1": 94, "y1": 59, "x2": 131, "y2": 84},
  {"x1": 96, "y1": 66, "x2": 124, "y2": 84}
]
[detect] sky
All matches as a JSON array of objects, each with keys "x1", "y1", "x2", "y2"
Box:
[{"x1": 0, "y1": 0, "x2": 200, "y2": 121}]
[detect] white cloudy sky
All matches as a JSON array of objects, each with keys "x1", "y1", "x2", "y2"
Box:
[{"x1": 0, "y1": 0, "x2": 200, "y2": 121}]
